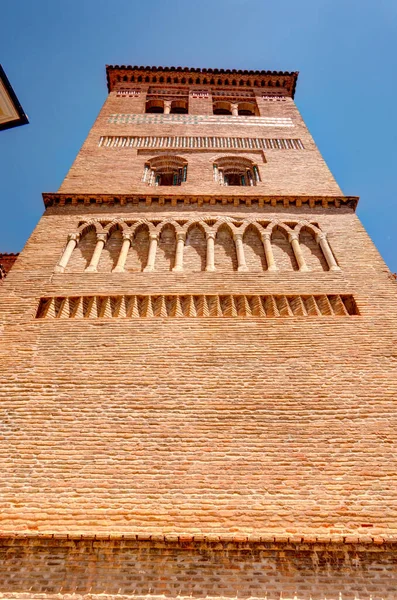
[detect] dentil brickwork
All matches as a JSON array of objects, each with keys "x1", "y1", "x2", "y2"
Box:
[{"x1": 0, "y1": 65, "x2": 396, "y2": 599}]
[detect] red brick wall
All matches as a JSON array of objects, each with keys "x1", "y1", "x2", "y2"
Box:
[
  {"x1": 0, "y1": 73, "x2": 396, "y2": 598},
  {"x1": 0, "y1": 253, "x2": 19, "y2": 276},
  {"x1": 59, "y1": 89, "x2": 341, "y2": 196}
]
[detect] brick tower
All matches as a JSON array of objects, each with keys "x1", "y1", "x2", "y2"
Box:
[{"x1": 0, "y1": 65, "x2": 397, "y2": 599}]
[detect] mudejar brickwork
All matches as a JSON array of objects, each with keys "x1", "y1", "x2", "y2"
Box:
[{"x1": 0, "y1": 64, "x2": 396, "y2": 599}]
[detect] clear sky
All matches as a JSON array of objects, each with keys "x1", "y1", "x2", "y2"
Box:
[{"x1": 0, "y1": 0, "x2": 396, "y2": 270}]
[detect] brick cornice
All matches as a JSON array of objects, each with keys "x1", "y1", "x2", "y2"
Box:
[
  {"x1": 43, "y1": 193, "x2": 359, "y2": 211},
  {"x1": 106, "y1": 65, "x2": 299, "y2": 98}
]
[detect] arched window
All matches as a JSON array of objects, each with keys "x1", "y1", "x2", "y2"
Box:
[
  {"x1": 213, "y1": 101, "x2": 232, "y2": 115},
  {"x1": 213, "y1": 157, "x2": 260, "y2": 186},
  {"x1": 238, "y1": 102, "x2": 257, "y2": 116},
  {"x1": 146, "y1": 99, "x2": 164, "y2": 114},
  {"x1": 170, "y1": 100, "x2": 188, "y2": 114},
  {"x1": 142, "y1": 155, "x2": 188, "y2": 186}
]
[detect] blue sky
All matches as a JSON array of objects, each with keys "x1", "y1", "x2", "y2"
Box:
[{"x1": 0, "y1": 0, "x2": 396, "y2": 270}]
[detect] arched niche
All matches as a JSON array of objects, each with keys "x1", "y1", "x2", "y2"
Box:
[
  {"x1": 156, "y1": 224, "x2": 176, "y2": 271},
  {"x1": 214, "y1": 156, "x2": 259, "y2": 186},
  {"x1": 238, "y1": 102, "x2": 258, "y2": 116},
  {"x1": 184, "y1": 223, "x2": 206, "y2": 272},
  {"x1": 271, "y1": 227, "x2": 298, "y2": 271},
  {"x1": 125, "y1": 224, "x2": 150, "y2": 272},
  {"x1": 299, "y1": 227, "x2": 328, "y2": 271},
  {"x1": 66, "y1": 227, "x2": 97, "y2": 272},
  {"x1": 144, "y1": 155, "x2": 188, "y2": 186},
  {"x1": 97, "y1": 227, "x2": 123, "y2": 272},
  {"x1": 170, "y1": 100, "x2": 188, "y2": 114},
  {"x1": 213, "y1": 101, "x2": 232, "y2": 115},
  {"x1": 145, "y1": 99, "x2": 164, "y2": 114},
  {"x1": 215, "y1": 224, "x2": 237, "y2": 271},
  {"x1": 243, "y1": 225, "x2": 266, "y2": 271}
]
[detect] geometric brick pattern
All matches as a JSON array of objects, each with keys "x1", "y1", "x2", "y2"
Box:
[
  {"x1": 108, "y1": 113, "x2": 294, "y2": 127},
  {"x1": 35, "y1": 293, "x2": 358, "y2": 320},
  {"x1": 98, "y1": 135, "x2": 305, "y2": 150}
]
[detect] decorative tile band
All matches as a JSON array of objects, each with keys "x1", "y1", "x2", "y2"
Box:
[
  {"x1": 36, "y1": 294, "x2": 358, "y2": 320},
  {"x1": 107, "y1": 114, "x2": 294, "y2": 127},
  {"x1": 98, "y1": 136, "x2": 304, "y2": 150}
]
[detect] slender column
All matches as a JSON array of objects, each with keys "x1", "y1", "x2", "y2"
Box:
[
  {"x1": 85, "y1": 233, "x2": 107, "y2": 272},
  {"x1": 172, "y1": 232, "x2": 186, "y2": 272},
  {"x1": 54, "y1": 233, "x2": 80, "y2": 273},
  {"x1": 289, "y1": 233, "x2": 309, "y2": 272},
  {"x1": 231, "y1": 103, "x2": 238, "y2": 116},
  {"x1": 112, "y1": 232, "x2": 132, "y2": 273},
  {"x1": 261, "y1": 232, "x2": 277, "y2": 272},
  {"x1": 144, "y1": 233, "x2": 159, "y2": 272},
  {"x1": 316, "y1": 232, "x2": 340, "y2": 271},
  {"x1": 234, "y1": 232, "x2": 248, "y2": 272},
  {"x1": 205, "y1": 232, "x2": 216, "y2": 272},
  {"x1": 164, "y1": 100, "x2": 171, "y2": 115}
]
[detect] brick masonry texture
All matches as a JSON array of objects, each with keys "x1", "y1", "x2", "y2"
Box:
[
  {"x1": 0, "y1": 252, "x2": 18, "y2": 275},
  {"x1": 0, "y1": 537, "x2": 396, "y2": 599},
  {"x1": 0, "y1": 68, "x2": 397, "y2": 598}
]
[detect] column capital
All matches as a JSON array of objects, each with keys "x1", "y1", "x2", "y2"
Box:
[
  {"x1": 233, "y1": 231, "x2": 243, "y2": 241},
  {"x1": 261, "y1": 231, "x2": 271, "y2": 241},
  {"x1": 176, "y1": 232, "x2": 186, "y2": 242},
  {"x1": 149, "y1": 232, "x2": 159, "y2": 241},
  {"x1": 68, "y1": 232, "x2": 80, "y2": 243},
  {"x1": 315, "y1": 232, "x2": 327, "y2": 243},
  {"x1": 288, "y1": 232, "x2": 299, "y2": 243},
  {"x1": 206, "y1": 231, "x2": 216, "y2": 240},
  {"x1": 97, "y1": 233, "x2": 108, "y2": 243},
  {"x1": 122, "y1": 232, "x2": 133, "y2": 242}
]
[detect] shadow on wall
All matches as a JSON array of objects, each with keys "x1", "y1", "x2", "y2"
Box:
[
  {"x1": 61, "y1": 217, "x2": 336, "y2": 274},
  {"x1": 0, "y1": 538, "x2": 394, "y2": 598}
]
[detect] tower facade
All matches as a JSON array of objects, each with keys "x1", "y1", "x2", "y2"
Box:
[{"x1": 0, "y1": 65, "x2": 397, "y2": 599}]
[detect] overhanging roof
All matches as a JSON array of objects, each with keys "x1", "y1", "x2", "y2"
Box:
[{"x1": 0, "y1": 64, "x2": 28, "y2": 131}]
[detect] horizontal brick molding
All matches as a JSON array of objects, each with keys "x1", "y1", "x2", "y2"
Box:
[
  {"x1": 108, "y1": 113, "x2": 294, "y2": 127},
  {"x1": 36, "y1": 294, "x2": 358, "y2": 320},
  {"x1": 43, "y1": 193, "x2": 359, "y2": 210},
  {"x1": 99, "y1": 135, "x2": 304, "y2": 150}
]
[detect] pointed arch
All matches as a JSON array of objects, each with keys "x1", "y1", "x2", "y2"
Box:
[
  {"x1": 157, "y1": 219, "x2": 181, "y2": 235},
  {"x1": 243, "y1": 224, "x2": 266, "y2": 271},
  {"x1": 213, "y1": 219, "x2": 235, "y2": 236},
  {"x1": 215, "y1": 224, "x2": 238, "y2": 272},
  {"x1": 125, "y1": 223, "x2": 150, "y2": 272},
  {"x1": 299, "y1": 226, "x2": 328, "y2": 272},
  {"x1": 156, "y1": 223, "x2": 176, "y2": 271},
  {"x1": 97, "y1": 227, "x2": 123, "y2": 272},
  {"x1": 66, "y1": 226, "x2": 97, "y2": 273},
  {"x1": 271, "y1": 226, "x2": 298, "y2": 271},
  {"x1": 104, "y1": 220, "x2": 128, "y2": 235},
  {"x1": 77, "y1": 220, "x2": 104, "y2": 237},
  {"x1": 184, "y1": 221, "x2": 207, "y2": 272}
]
